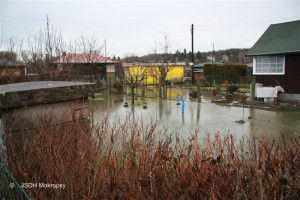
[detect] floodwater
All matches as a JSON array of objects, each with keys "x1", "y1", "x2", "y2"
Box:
[
  {"x1": 1, "y1": 87, "x2": 299, "y2": 144},
  {"x1": 89, "y1": 87, "x2": 300, "y2": 142}
]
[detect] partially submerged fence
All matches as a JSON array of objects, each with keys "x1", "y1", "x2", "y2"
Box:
[{"x1": 0, "y1": 160, "x2": 31, "y2": 199}]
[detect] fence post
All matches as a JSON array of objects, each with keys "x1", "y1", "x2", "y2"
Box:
[
  {"x1": 142, "y1": 83, "x2": 145, "y2": 98},
  {"x1": 196, "y1": 79, "x2": 201, "y2": 102},
  {"x1": 250, "y1": 76, "x2": 256, "y2": 108},
  {"x1": 109, "y1": 78, "x2": 112, "y2": 94},
  {"x1": 159, "y1": 77, "x2": 162, "y2": 98}
]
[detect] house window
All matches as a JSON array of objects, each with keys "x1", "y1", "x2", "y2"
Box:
[{"x1": 254, "y1": 56, "x2": 285, "y2": 75}]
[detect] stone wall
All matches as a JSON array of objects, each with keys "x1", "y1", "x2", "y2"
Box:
[
  {"x1": 0, "y1": 83, "x2": 96, "y2": 109},
  {"x1": 279, "y1": 93, "x2": 300, "y2": 102}
]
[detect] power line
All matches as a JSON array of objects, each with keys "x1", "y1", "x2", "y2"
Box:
[{"x1": 194, "y1": 15, "x2": 300, "y2": 31}]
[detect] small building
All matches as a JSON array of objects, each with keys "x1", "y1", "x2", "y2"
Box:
[
  {"x1": 246, "y1": 20, "x2": 300, "y2": 101},
  {"x1": 222, "y1": 54, "x2": 229, "y2": 62},
  {"x1": 0, "y1": 59, "x2": 26, "y2": 76},
  {"x1": 54, "y1": 54, "x2": 119, "y2": 81},
  {"x1": 206, "y1": 56, "x2": 215, "y2": 62},
  {"x1": 123, "y1": 62, "x2": 186, "y2": 85},
  {"x1": 193, "y1": 61, "x2": 223, "y2": 80}
]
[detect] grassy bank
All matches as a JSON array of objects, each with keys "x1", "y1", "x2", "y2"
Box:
[{"x1": 1, "y1": 108, "x2": 299, "y2": 199}]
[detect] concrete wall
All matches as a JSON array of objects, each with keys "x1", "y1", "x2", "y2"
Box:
[
  {"x1": 0, "y1": 83, "x2": 96, "y2": 109},
  {"x1": 279, "y1": 93, "x2": 300, "y2": 102}
]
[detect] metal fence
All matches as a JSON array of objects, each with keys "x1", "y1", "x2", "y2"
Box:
[{"x1": 0, "y1": 160, "x2": 31, "y2": 200}]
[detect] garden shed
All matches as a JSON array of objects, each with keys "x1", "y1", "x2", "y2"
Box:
[{"x1": 247, "y1": 20, "x2": 300, "y2": 101}]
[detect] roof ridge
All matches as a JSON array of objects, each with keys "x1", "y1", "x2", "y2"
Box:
[
  {"x1": 270, "y1": 19, "x2": 300, "y2": 26},
  {"x1": 247, "y1": 20, "x2": 300, "y2": 56},
  {"x1": 54, "y1": 53, "x2": 117, "y2": 63}
]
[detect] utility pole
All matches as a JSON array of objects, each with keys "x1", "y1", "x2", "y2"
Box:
[
  {"x1": 104, "y1": 39, "x2": 107, "y2": 60},
  {"x1": 212, "y1": 43, "x2": 214, "y2": 63},
  {"x1": 191, "y1": 24, "x2": 194, "y2": 83},
  {"x1": 104, "y1": 39, "x2": 107, "y2": 78},
  {"x1": 164, "y1": 35, "x2": 168, "y2": 61},
  {"x1": 154, "y1": 38, "x2": 157, "y2": 62},
  {"x1": 104, "y1": 39, "x2": 111, "y2": 92}
]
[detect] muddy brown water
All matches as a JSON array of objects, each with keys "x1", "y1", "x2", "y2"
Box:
[
  {"x1": 89, "y1": 87, "x2": 300, "y2": 142},
  {"x1": 1, "y1": 87, "x2": 299, "y2": 144}
]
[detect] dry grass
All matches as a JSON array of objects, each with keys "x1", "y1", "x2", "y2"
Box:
[{"x1": 1, "y1": 106, "x2": 299, "y2": 199}]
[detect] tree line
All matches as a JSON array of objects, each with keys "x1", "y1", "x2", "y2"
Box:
[{"x1": 123, "y1": 48, "x2": 252, "y2": 64}]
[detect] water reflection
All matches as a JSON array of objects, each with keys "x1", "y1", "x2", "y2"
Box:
[
  {"x1": 89, "y1": 88, "x2": 300, "y2": 142},
  {"x1": 1, "y1": 87, "x2": 299, "y2": 145},
  {"x1": 197, "y1": 103, "x2": 201, "y2": 123},
  {"x1": 2, "y1": 100, "x2": 90, "y2": 133}
]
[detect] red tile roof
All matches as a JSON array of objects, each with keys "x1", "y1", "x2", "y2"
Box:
[{"x1": 55, "y1": 54, "x2": 118, "y2": 64}]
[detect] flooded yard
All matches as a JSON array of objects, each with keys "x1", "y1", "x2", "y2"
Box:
[
  {"x1": 1, "y1": 86, "x2": 299, "y2": 200},
  {"x1": 1, "y1": 87, "x2": 299, "y2": 143},
  {"x1": 89, "y1": 87, "x2": 300, "y2": 142}
]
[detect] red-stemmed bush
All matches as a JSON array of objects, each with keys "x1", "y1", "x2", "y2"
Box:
[{"x1": 1, "y1": 106, "x2": 299, "y2": 199}]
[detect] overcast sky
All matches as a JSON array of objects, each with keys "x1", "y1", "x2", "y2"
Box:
[{"x1": 1, "y1": 0, "x2": 299, "y2": 58}]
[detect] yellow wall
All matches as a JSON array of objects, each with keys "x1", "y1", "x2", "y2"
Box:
[
  {"x1": 125, "y1": 65, "x2": 184, "y2": 85},
  {"x1": 0, "y1": 67, "x2": 22, "y2": 76}
]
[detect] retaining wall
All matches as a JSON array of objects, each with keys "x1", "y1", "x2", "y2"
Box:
[{"x1": 0, "y1": 81, "x2": 96, "y2": 109}]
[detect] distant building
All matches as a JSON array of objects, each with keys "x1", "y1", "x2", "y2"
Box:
[
  {"x1": 247, "y1": 20, "x2": 300, "y2": 101},
  {"x1": 147, "y1": 60, "x2": 156, "y2": 63},
  {"x1": 123, "y1": 62, "x2": 187, "y2": 85},
  {"x1": 222, "y1": 54, "x2": 229, "y2": 62},
  {"x1": 0, "y1": 59, "x2": 26, "y2": 76},
  {"x1": 206, "y1": 56, "x2": 215, "y2": 62},
  {"x1": 54, "y1": 53, "x2": 119, "y2": 80}
]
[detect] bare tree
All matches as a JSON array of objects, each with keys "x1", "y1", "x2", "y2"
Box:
[
  {"x1": 124, "y1": 65, "x2": 150, "y2": 105},
  {"x1": 157, "y1": 34, "x2": 175, "y2": 98},
  {"x1": 0, "y1": 38, "x2": 24, "y2": 81},
  {"x1": 20, "y1": 15, "x2": 68, "y2": 79},
  {"x1": 0, "y1": 50, "x2": 17, "y2": 63},
  {"x1": 19, "y1": 15, "x2": 106, "y2": 82},
  {"x1": 73, "y1": 35, "x2": 104, "y2": 81}
]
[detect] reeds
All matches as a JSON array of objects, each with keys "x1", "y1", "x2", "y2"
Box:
[{"x1": 1, "y1": 106, "x2": 299, "y2": 199}]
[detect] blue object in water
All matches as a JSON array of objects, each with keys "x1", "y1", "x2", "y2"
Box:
[{"x1": 182, "y1": 100, "x2": 185, "y2": 113}]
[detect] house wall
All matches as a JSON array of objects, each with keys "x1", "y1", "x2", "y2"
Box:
[
  {"x1": 126, "y1": 65, "x2": 184, "y2": 85},
  {"x1": 0, "y1": 66, "x2": 23, "y2": 76},
  {"x1": 164, "y1": 66, "x2": 184, "y2": 83},
  {"x1": 57, "y1": 63, "x2": 109, "y2": 80},
  {"x1": 194, "y1": 72, "x2": 204, "y2": 80},
  {"x1": 256, "y1": 53, "x2": 300, "y2": 94},
  {"x1": 106, "y1": 64, "x2": 115, "y2": 79}
]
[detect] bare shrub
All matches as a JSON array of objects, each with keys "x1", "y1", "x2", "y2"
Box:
[
  {"x1": 112, "y1": 81, "x2": 123, "y2": 93},
  {"x1": 1, "y1": 108, "x2": 299, "y2": 199}
]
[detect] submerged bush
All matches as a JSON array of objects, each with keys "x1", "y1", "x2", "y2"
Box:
[
  {"x1": 228, "y1": 84, "x2": 238, "y2": 94},
  {"x1": 113, "y1": 80, "x2": 123, "y2": 93},
  {"x1": 1, "y1": 107, "x2": 299, "y2": 199}
]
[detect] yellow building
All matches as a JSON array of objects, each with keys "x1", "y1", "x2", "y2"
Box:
[
  {"x1": 123, "y1": 62, "x2": 186, "y2": 85},
  {"x1": 0, "y1": 59, "x2": 26, "y2": 76}
]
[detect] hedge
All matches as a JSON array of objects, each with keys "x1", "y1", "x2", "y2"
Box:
[{"x1": 203, "y1": 64, "x2": 248, "y2": 85}]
